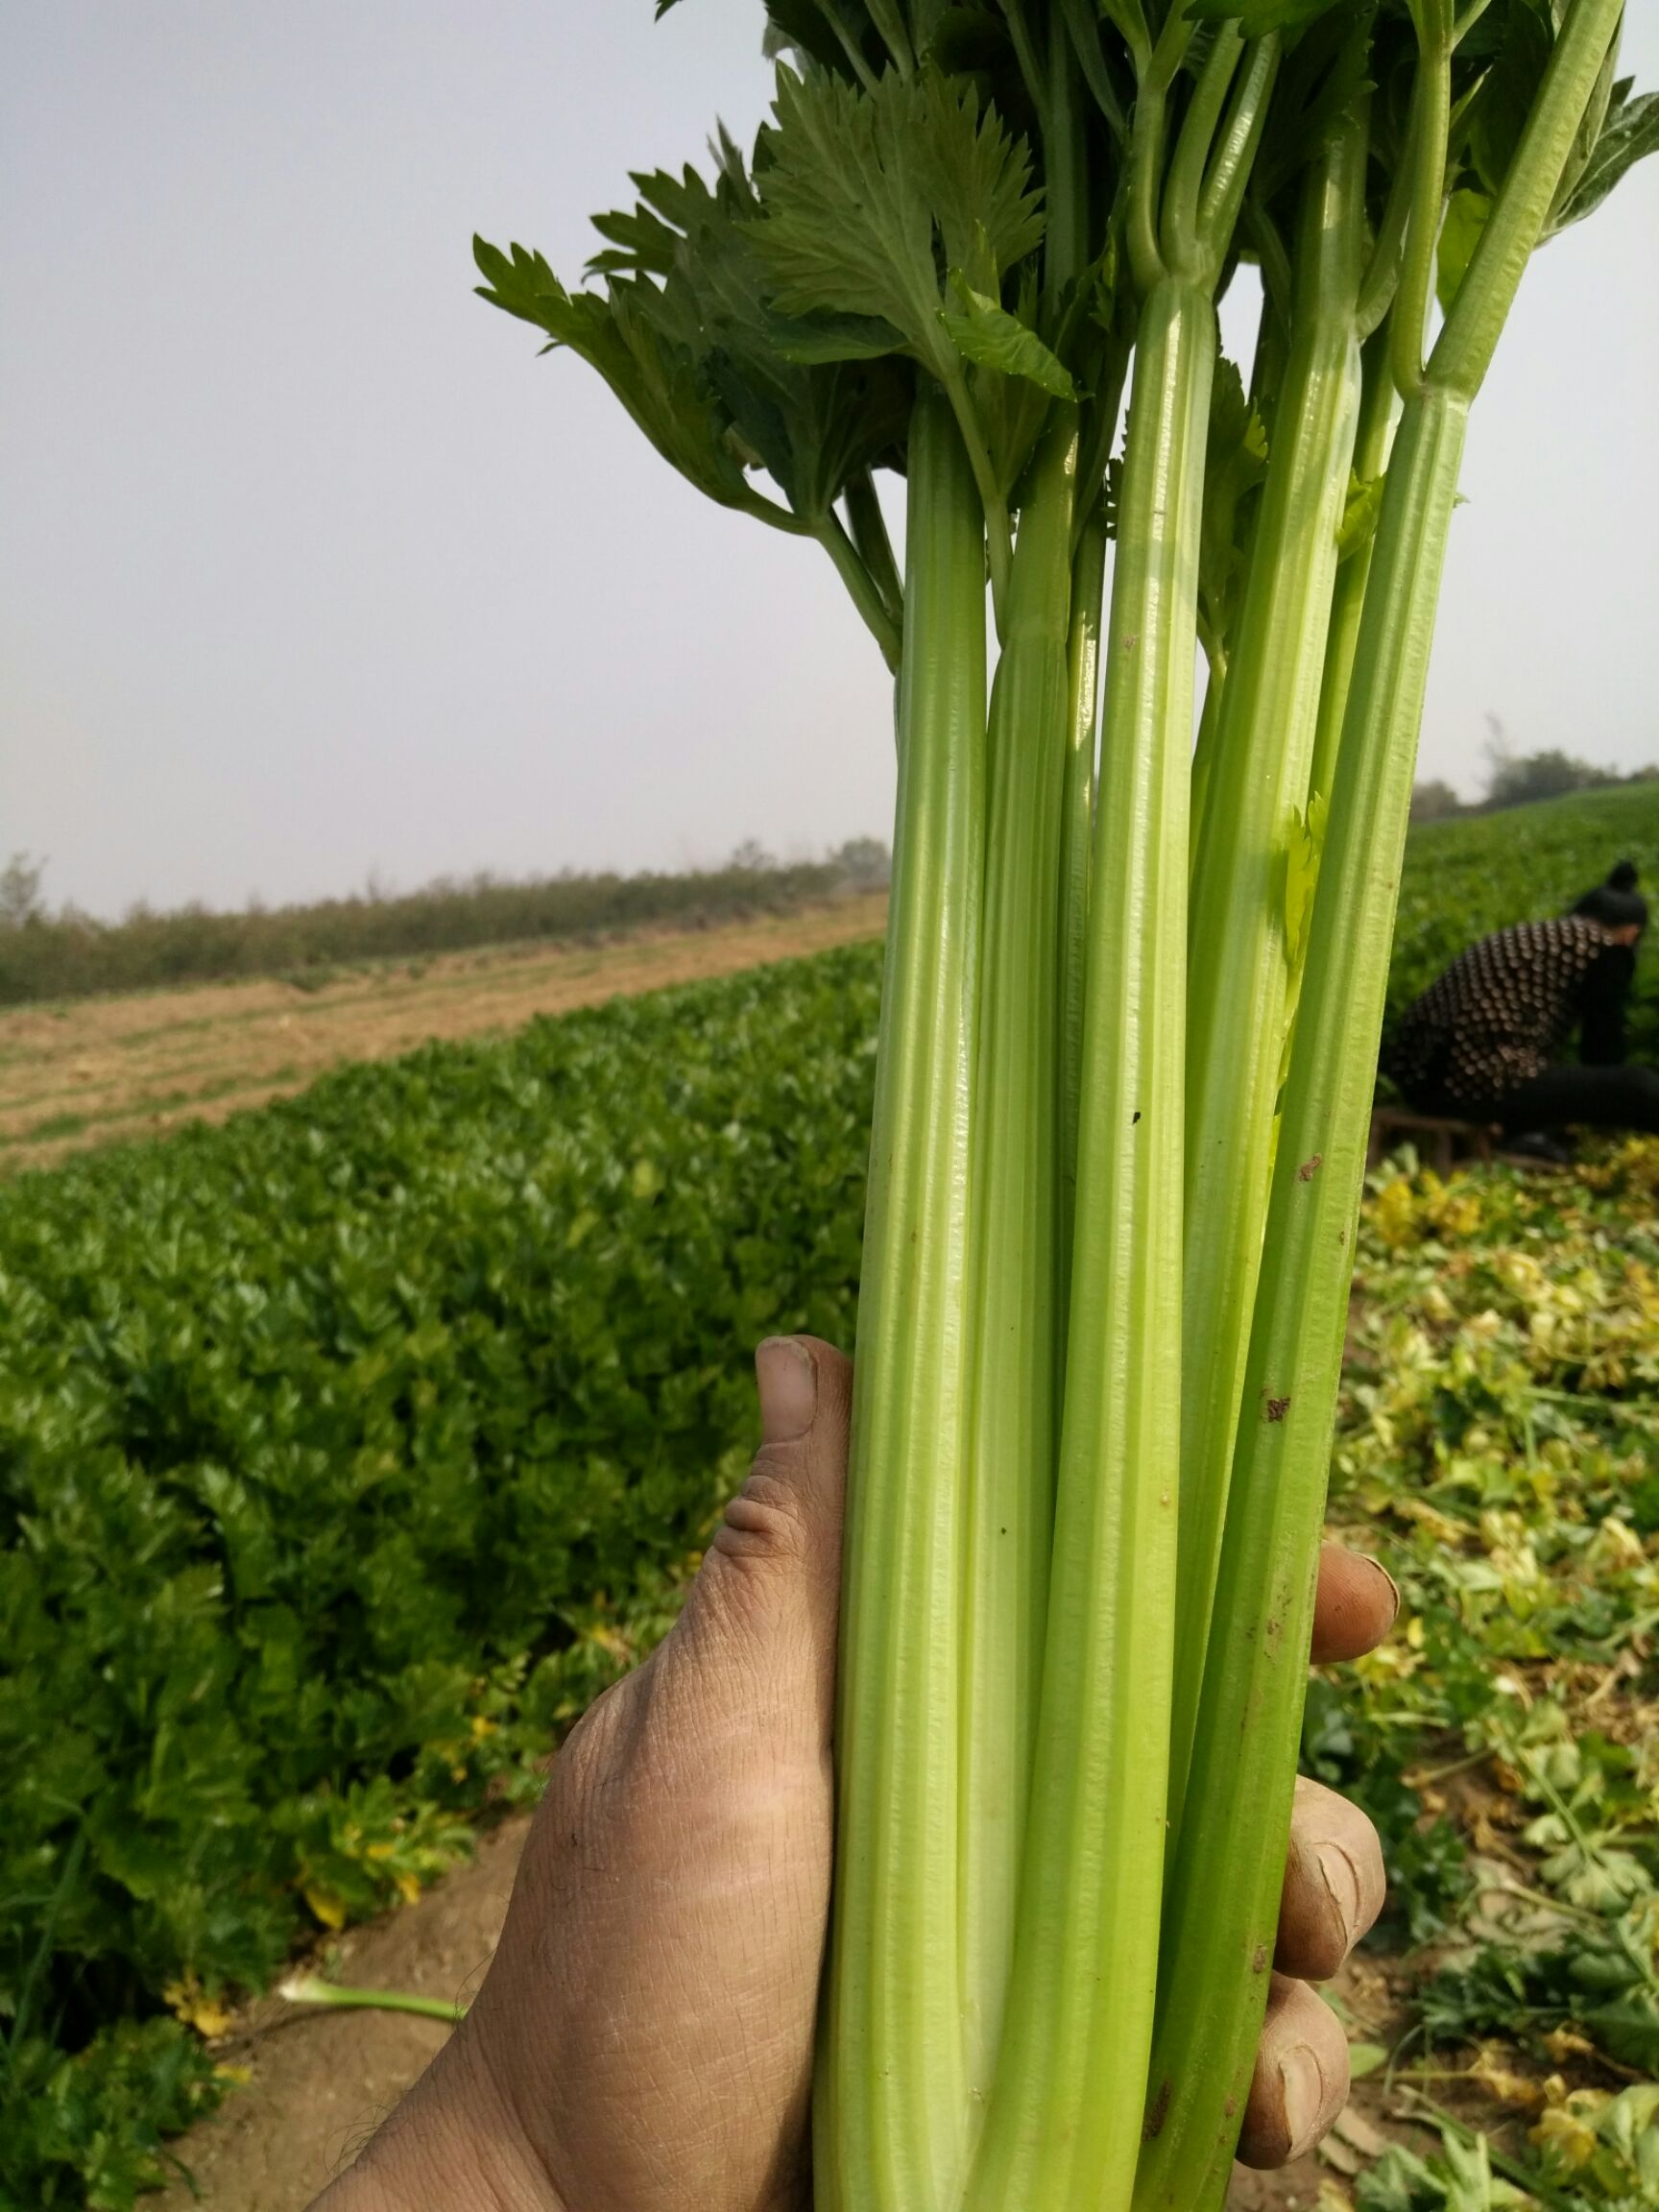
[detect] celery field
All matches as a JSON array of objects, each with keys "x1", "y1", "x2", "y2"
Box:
[{"x1": 1, "y1": 785, "x2": 1656, "y2": 2209}]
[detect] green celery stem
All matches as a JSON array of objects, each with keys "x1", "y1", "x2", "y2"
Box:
[
  {"x1": 1171, "y1": 115, "x2": 1367, "y2": 1845},
  {"x1": 1306, "y1": 331, "x2": 1397, "y2": 810},
  {"x1": 959, "y1": 407, "x2": 1079, "y2": 2107},
  {"x1": 1144, "y1": 20, "x2": 1629, "y2": 2191},
  {"x1": 1138, "y1": 383, "x2": 1470, "y2": 2212},
  {"x1": 816, "y1": 385, "x2": 988, "y2": 2212},
  {"x1": 1058, "y1": 510, "x2": 1107, "y2": 1285},
  {"x1": 284, "y1": 1977, "x2": 465, "y2": 2025},
  {"x1": 961, "y1": 276, "x2": 1213, "y2": 2212}
]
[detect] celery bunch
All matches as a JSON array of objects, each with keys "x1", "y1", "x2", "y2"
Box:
[{"x1": 477, "y1": 6, "x2": 1656, "y2": 2205}]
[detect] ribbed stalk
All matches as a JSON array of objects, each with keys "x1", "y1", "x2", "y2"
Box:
[
  {"x1": 816, "y1": 385, "x2": 987, "y2": 2212},
  {"x1": 1139, "y1": 12, "x2": 1623, "y2": 2202},
  {"x1": 959, "y1": 407, "x2": 1078, "y2": 2107},
  {"x1": 1170, "y1": 114, "x2": 1368, "y2": 1842},
  {"x1": 1059, "y1": 509, "x2": 1107, "y2": 1279},
  {"x1": 960, "y1": 276, "x2": 1214, "y2": 2212},
  {"x1": 1139, "y1": 388, "x2": 1468, "y2": 2212},
  {"x1": 1306, "y1": 331, "x2": 1397, "y2": 809}
]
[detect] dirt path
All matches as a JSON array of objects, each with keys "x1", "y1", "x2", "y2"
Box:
[
  {"x1": 0, "y1": 894, "x2": 888, "y2": 1175},
  {"x1": 152, "y1": 1820, "x2": 531, "y2": 2211},
  {"x1": 156, "y1": 1811, "x2": 1412, "y2": 2211}
]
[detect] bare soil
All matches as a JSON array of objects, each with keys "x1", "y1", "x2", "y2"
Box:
[
  {"x1": 156, "y1": 1815, "x2": 1425, "y2": 2211},
  {"x1": 0, "y1": 894, "x2": 888, "y2": 1175},
  {"x1": 152, "y1": 1820, "x2": 531, "y2": 2212}
]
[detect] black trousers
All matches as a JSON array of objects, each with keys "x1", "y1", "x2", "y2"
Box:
[{"x1": 1414, "y1": 1063, "x2": 1659, "y2": 1137}]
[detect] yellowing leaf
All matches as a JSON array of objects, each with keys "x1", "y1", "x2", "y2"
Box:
[
  {"x1": 163, "y1": 1977, "x2": 236, "y2": 2039},
  {"x1": 303, "y1": 1885, "x2": 348, "y2": 1932},
  {"x1": 631, "y1": 1157, "x2": 663, "y2": 1200},
  {"x1": 1531, "y1": 2099, "x2": 1601, "y2": 2171}
]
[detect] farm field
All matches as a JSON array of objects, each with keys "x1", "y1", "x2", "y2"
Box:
[
  {"x1": 3, "y1": 778, "x2": 1655, "y2": 1184},
  {"x1": 2, "y1": 785, "x2": 1656, "y2": 2209},
  {"x1": 140, "y1": 1135, "x2": 1659, "y2": 2212},
  {"x1": 0, "y1": 893, "x2": 887, "y2": 1175}
]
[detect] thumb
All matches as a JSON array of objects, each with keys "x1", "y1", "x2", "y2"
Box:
[{"x1": 675, "y1": 1335, "x2": 852, "y2": 1702}]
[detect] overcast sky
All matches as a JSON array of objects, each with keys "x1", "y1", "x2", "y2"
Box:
[{"x1": 2, "y1": 4, "x2": 1655, "y2": 920}]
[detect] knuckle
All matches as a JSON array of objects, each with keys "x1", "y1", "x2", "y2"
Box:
[{"x1": 710, "y1": 1450, "x2": 811, "y2": 1569}]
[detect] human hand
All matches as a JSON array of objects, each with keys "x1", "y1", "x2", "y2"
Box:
[{"x1": 317, "y1": 1334, "x2": 1394, "y2": 2212}]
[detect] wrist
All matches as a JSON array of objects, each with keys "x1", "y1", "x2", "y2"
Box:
[{"x1": 310, "y1": 2029, "x2": 565, "y2": 2212}]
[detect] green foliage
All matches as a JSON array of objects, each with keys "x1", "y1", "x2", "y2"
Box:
[
  {"x1": 0, "y1": 945, "x2": 882, "y2": 2205},
  {"x1": 941, "y1": 277, "x2": 1077, "y2": 399},
  {"x1": 1358, "y1": 2088, "x2": 1659, "y2": 2212},
  {"x1": 1, "y1": 2017, "x2": 222, "y2": 2210},
  {"x1": 1549, "y1": 79, "x2": 1659, "y2": 234},
  {"x1": 1358, "y1": 2124, "x2": 1532, "y2": 2211},
  {"x1": 754, "y1": 62, "x2": 1045, "y2": 376}
]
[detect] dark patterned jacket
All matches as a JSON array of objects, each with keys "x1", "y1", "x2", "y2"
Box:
[{"x1": 1386, "y1": 917, "x2": 1633, "y2": 1109}]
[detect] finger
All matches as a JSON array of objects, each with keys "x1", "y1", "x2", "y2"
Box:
[
  {"x1": 1310, "y1": 1542, "x2": 1398, "y2": 1665},
  {"x1": 1275, "y1": 1775, "x2": 1386, "y2": 1980},
  {"x1": 682, "y1": 1335, "x2": 853, "y2": 1687},
  {"x1": 1236, "y1": 1972, "x2": 1350, "y2": 2170}
]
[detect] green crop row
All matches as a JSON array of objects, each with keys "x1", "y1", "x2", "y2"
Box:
[{"x1": 0, "y1": 945, "x2": 882, "y2": 2206}]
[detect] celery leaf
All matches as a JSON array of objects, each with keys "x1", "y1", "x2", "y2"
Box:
[
  {"x1": 941, "y1": 276, "x2": 1077, "y2": 399},
  {"x1": 472, "y1": 237, "x2": 753, "y2": 514},
  {"x1": 754, "y1": 64, "x2": 1044, "y2": 383},
  {"x1": 1548, "y1": 81, "x2": 1659, "y2": 234}
]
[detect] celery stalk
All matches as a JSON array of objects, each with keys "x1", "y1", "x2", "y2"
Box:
[
  {"x1": 1171, "y1": 111, "x2": 1369, "y2": 1841},
  {"x1": 960, "y1": 274, "x2": 1215, "y2": 2212},
  {"x1": 817, "y1": 384, "x2": 988, "y2": 2212},
  {"x1": 1138, "y1": 9, "x2": 1626, "y2": 2203},
  {"x1": 1306, "y1": 332, "x2": 1398, "y2": 811},
  {"x1": 958, "y1": 405, "x2": 1078, "y2": 2107},
  {"x1": 1058, "y1": 507, "x2": 1107, "y2": 1272}
]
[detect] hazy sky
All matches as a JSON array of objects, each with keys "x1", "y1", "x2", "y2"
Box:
[{"x1": 3, "y1": 4, "x2": 1655, "y2": 920}]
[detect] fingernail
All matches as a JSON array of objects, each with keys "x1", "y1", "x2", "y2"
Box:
[
  {"x1": 757, "y1": 1337, "x2": 816, "y2": 1442},
  {"x1": 1358, "y1": 1551, "x2": 1401, "y2": 1627},
  {"x1": 1279, "y1": 2043, "x2": 1326, "y2": 2159},
  {"x1": 1315, "y1": 1837, "x2": 1365, "y2": 1951}
]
